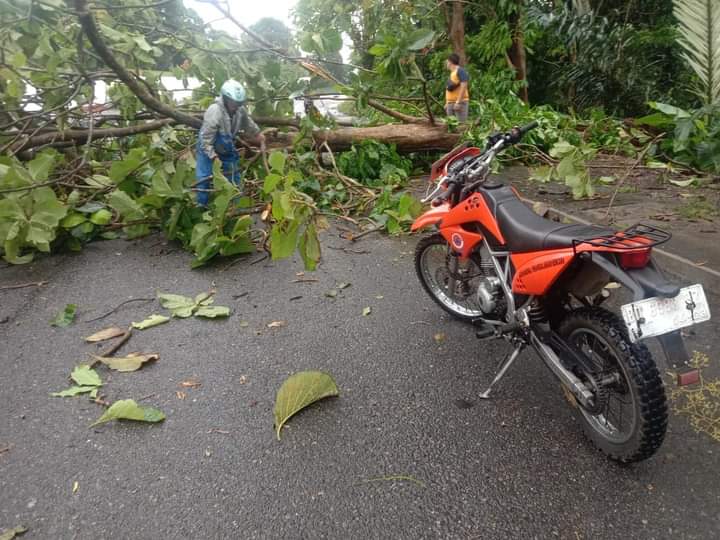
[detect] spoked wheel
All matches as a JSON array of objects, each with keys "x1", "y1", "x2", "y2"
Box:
[
  {"x1": 414, "y1": 234, "x2": 485, "y2": 321},
  {"x1": 559, "y1": 308, "x2": 668, "y2": 463}
]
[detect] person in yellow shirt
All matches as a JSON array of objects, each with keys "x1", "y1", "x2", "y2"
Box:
[{"x1": 445, "y1": 53, "x2": 470, "y2": 122}]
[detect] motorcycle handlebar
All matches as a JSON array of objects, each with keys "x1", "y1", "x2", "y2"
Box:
[{"x1": 518, "y1": 120, "x2": 539, "y2": 136}]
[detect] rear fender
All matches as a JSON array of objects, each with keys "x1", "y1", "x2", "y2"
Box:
[
  {"x1": 411, "y1": 203, "x2": 451, "y2": 232},
  {"x1": 586, "y1": 253, "x2": 691, "y2": 368}
]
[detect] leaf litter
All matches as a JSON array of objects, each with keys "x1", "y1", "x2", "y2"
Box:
[
  {"x1": 84, "y1": 327, "x2": 125, "y2": 342},
  {"x1": 92, "y1": 353, "x2": 158, "y2": 372},
  {"x1": 90, "y1": 399, "x2": 165, "y2": 427}
]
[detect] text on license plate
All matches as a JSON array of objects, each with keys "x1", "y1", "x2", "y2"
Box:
[{"x1": 621, "y1": 284, "x2": 711, "y2": 342}]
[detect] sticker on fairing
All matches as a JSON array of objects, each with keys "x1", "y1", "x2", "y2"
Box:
[{"x1": 451, "y1": 233, "x2": 464, "y2": 249}]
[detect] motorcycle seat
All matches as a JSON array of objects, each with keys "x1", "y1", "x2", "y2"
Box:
[{"x1": 483, "y1": 187, "x2": 613, "y2": 252}]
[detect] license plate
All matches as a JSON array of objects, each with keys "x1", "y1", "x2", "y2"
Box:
[{"x1": 621, "y1": 284, "x2": 711, "y2": 342}]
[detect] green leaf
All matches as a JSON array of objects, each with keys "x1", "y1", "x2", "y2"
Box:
[
  {"x1": 90, "y1": 399, "x2": 165, "y2": 427},
  {"x1": 195, "y1": 305, "x2": 231, "y2": 318},
  {"x1": 263, "y1": 172, "x2": 283, "y2": 194},
  {"x1": 90, "y1": 209, "x2": 112, "y2": 225},
  {"x1": 107, "y1": 190, "x2": 143, "y2": 220},
  {"x1": 60, "y1": 213, "x2": 87, "y2": 229},
  {"x1": 270, "y1": 222, "x2": 299, "y2": 259},
  {"x1": 669, "y1": 178, "x2": 696, "y2": 187},
  {"x1": 273, "y1": 371, "x2": 339, "y2": 440},
  {"x1": 362, "y1": 307, "x2": 371, "y2": 316},
  {"x1": 407, "y1": 29, "x2": 435, "y2": 51},
  {"x1": 131, "y1": 315, "x2": 170, "y2": 329},
  {"x1": 71, "y1": 365, "x2": 102, "y2": 387},
  {"x1": 298, "y1": 222, "x2": 321, "y2": 271},
  {"x1": 27, "y1": 151, "x2": 58, "y2": 181},
  {"x1": 50, "y1": 304, "x2": 77, "y2": 327},
  {"x1": 92, "y1": 353, "x2": 158, "y2": 372},
  {"x1": 268, "y1": 151, "x2": 286, "y2": 173},
  {"x1": 648, "y1": 101, "x2": 691, "y2": 118},
  {"x1": 50, "y1": 385, "x2": 98, "y2": 397},
  {"x1": 157, "y1": 292, "x2": 196, "y2": 318},
  {"x1": 108, "y1": 148, "x2": 145, "y2": 183},
  {"x1": 0, "y1": 525, "x2": 28, "y2": 540}
]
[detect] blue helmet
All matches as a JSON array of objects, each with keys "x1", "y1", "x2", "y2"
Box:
[{"x1": 220, "y1": 79, "x2": 246, "y2": 104}]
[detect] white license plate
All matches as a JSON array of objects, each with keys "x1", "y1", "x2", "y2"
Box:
[{"x1": 621, "y1": 284, "x2": 711, "y2": 342}]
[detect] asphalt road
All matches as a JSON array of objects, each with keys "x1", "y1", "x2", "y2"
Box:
[{"x1": 1, "y1": 229, "x2": 719, "y2": 539}]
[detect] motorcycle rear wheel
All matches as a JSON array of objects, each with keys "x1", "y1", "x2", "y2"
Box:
[
  {"x1": 414, "y1": 234, "x2": 485, "y2": 321},
  {"x1": 559, "y1": 307, "x2": 668, "y2": 463}
]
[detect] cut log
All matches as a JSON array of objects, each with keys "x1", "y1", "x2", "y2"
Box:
[{"x1": 266, "y1": 123, "x2": 462, "y2": 153}]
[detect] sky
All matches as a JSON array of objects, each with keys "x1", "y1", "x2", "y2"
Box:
[{"x1": 183, "y1": 0, "x2": 299, "y2": 35}]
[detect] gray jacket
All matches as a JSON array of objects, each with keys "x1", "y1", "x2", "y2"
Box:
[{"x1": 199, "y1": 97, "x2": 260, "y2": 159}]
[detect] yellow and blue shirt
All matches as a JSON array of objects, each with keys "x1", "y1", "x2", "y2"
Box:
[{"x1": 446, "y1": 67, "x2": 470, "y2": 104}]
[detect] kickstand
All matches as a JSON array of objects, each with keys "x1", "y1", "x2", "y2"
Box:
[{"x1": 479, "y1": 344, "x2": 525, "y2": 399}]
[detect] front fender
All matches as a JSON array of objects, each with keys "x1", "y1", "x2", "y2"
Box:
[{"x1": 411, "y1": 203, "x2": 450, "y2": 232}]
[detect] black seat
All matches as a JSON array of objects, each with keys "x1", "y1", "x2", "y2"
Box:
[{"x1": 485, "y1": 188, "x2": 613, "y2": 253}]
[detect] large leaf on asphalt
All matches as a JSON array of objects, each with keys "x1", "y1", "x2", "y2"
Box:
[
  {"x1": 50, "y1": 385, "x2": 98, "y2": 397},
  {"x1": 131, "y1": 315, "x2": 170, "y2": 329},
  {"x1": 0, "y1": 525, "x2": 28, "y2": 540},
  {"x1": 157, "y1": 292, "x2": 196, "y2": 318},
  {"x1": 274, "y1": 371, "x2": 339, "y2": 440},
  {"x1": 90, "y1": 399, "x2": 165, "y2": 427},
  {"x1": 50, "y1": 304, "x2": 77, "y2": 327},
  {"x1": 71, "y1": 365, "x2": 102, "y2": 387},
  {"x1": 84, "y1": 327, "x2": 125, "y2": 342},
  {"x1": 195, "y1": 306, "x2": 230, "y2": 318},
  {"x1": 93, "y1": 353, "x2": 158, "y2": 372}
]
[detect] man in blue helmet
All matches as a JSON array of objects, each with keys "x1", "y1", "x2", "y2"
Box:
[{"x1": 195, "y1": 79, "x2": 266, "y2": 207}]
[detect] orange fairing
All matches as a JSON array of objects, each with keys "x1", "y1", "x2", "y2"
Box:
[
  {"x1": 441, "y1": 193, "x2": 505, "y2": 245},
  {"x1": 411, "y1": 203, "x2": 451, "y2": 231},
  {"x1": 439, "y1": 225, "x2": 483, "y2": 259},
  {"x1": 511, "y1": 248, "x2": 575, "y2": 295}
]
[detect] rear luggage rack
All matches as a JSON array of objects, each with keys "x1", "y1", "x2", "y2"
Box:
[{"x1": 572, "y1": 223, "x2": 671, "y2": 252}]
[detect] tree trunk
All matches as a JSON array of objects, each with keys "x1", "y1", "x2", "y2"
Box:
[
  {"x1": 448, "y1": 1, "x2": 466, "y2": 65},
  {"x1": 507, "y1": 8, "x2": 529, "y2": 104}
]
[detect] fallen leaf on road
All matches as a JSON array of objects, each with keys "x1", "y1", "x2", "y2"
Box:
[
  {"x1": 180, "y1": 380, "x2": 201, "y2": 388},
  {"x1": 362, "y1": 307, "x2": 371, "y2": 316},
  {"x1": 71, "y1": 365, "x2": 102, "y2": 387},
  {"x1": 274, "y1": 371, "x2": 339, "y2": 440},
  {"x1": 296, "y1": 272, "x2": 304, "y2": 277},
  {"x1": 176, "y1": 391, "x2": 186, "y2": 400},
  {"x1": 93, "y1": 353, "x2": 158, "y2": 372},
  {"x1": 239, "y1": 375, "x2": 247, "y2": 384},
  {"x1": 72, "y1": 481, "x2": 79, "y2": 494},
  {"x1": 239, "y1": 321, "x2": 250, "y2": 327},
  {"x1": 338, "y1": 282, "x2": 351, "y2": 290},
  {"x1": 50, "y1": 304, "x2": 77, "y2": 327},
  {"x1": 0, "y1": 526, "x2": 28, "y2": 540},
  {"x1": 131, "y1": 315, "x2": 170, "y2": 330},
  {"x1": 90, "y1": 399, "x2": 165, "y2": 427},
  {"x1": 375, "y1": 295, "x2": 384, "y2": 299},
  {"x1": 325, "y1": 289, "x2": 338, "y2": 298},
  {"x1": 434, "y1": 333, "x2": 446, "y2": 344},
  {"x1": 157, "y1": 291, "x2": 230, "y2": 319},
  {"x1": 195, "y1": 306, "x2": 230, "y2": 318},
  {"x1": 51, "y1": 385, "x2": 98, "y2": 397},
  {"x1": 85, "y1": 327, "x2": 125, "y2": 342},
  {"x1": 267, "y1": 320, "x2": 286, "y2": 328}
]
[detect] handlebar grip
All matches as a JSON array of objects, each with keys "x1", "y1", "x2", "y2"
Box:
[{"x1": 518, "y1": 121, "x2": 539, "y2": 136}]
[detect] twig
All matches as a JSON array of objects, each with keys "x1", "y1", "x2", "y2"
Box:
[
  {"x1": 327, "y1": 245, "x2": 371, "y2": 255},
  {"x1": 250, "y1": 253, "x2": 269, "y2": 265},
  {"x1": 344, "y1": 226, "x2": 383, "y2": 242},
  {"x1": 97, "y1": 328, "x2": 132, "y2": 358},
  {"x1": 0, "y1": 445, "x2": 11, "y2": 455},
  {"x1": 138, "y1": 393, "x2": 157, "y2": 402},
  {"x1": 605, "y1": 134, "x2": 664, "y2": 218},
  {"x1": 83, "y1": 298, "x2": 154, "y2": 323},
  {"x1": 0, "y1": 280, "x2": 48, "y2": 291},
  {"x1": 292, "y1": 278, "x2": 319, "y2": 283}
]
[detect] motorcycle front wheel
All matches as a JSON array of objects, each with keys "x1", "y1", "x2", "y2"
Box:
[
  {"x1": 559, "y1": 307, "x2": 668, "y2": 463},
  {"x1": 414, "y1": 234, "x2": 486, "y2": 321}
]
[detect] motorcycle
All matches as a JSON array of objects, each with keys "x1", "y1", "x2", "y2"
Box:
[{"x1": 411, "y1": 122, "x2": 712, "y2": 463}]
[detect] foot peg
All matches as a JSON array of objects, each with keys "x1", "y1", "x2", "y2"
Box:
[{"x1": 476, "y1": 326, "x2": 494, "y2": 339}]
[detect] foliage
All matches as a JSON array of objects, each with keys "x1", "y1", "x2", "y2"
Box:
[
  {"x1": 638, "y1": 102, "x2": 720, "y2": 173},
  {"x1": 157, "y1": 290, "x2": 230, "y2": 318},
  {"x1": 337, "y1": 140, "x2": 411, "y2": 186},
  {"x1": 673, "y1": 0, "x2": 720, "y2": 105},
  {"x1": 90, "y1": 399, "x2": 165, "y2": 427}
]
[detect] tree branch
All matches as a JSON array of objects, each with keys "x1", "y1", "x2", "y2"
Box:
[{"x1": 74, "y1": 0, "x2": 201, "y2": 129}]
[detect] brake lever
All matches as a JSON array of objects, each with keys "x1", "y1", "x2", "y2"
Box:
[{"x1": 421, "y1": 181, "x2": 445, "y2": 203}]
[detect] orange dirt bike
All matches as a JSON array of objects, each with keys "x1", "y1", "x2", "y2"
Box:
[{"x1": 412, "y1": 122, "x2": 711, "y2": 463}]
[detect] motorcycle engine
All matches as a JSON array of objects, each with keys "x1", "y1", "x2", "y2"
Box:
[{"x1": 475, "y1": 246, "x2": 507, "y2": 319}]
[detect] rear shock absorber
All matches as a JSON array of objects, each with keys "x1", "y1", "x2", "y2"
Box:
[{"x1": 528, "y1": 301, "x2": 549, "y2": 326}]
